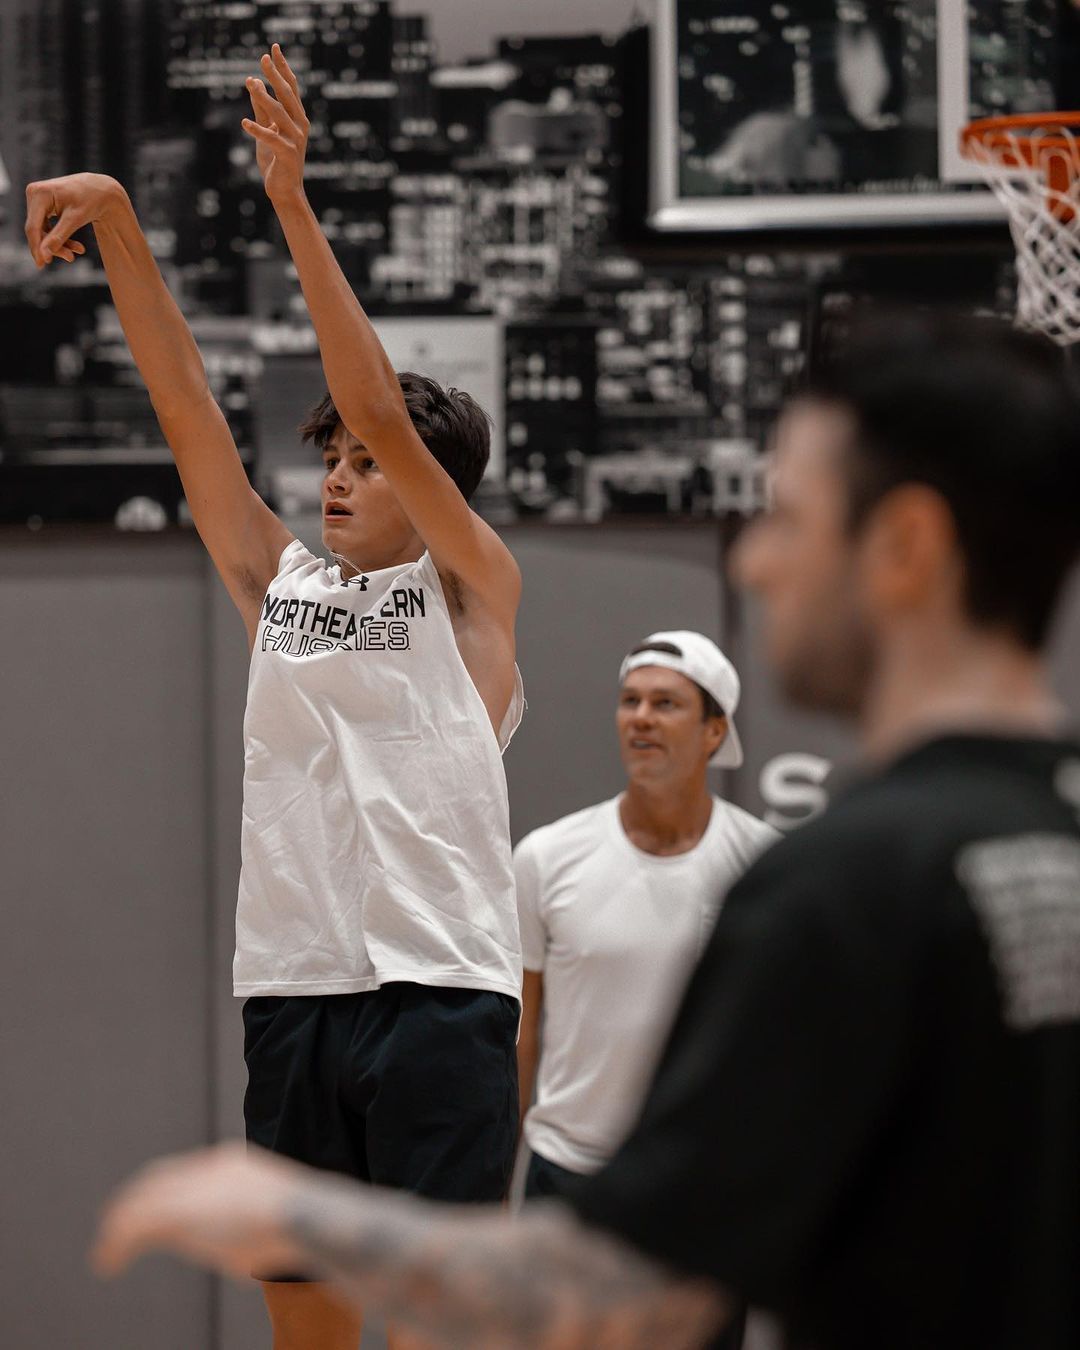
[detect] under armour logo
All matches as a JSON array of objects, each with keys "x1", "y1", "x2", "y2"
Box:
[{"x1": 342, "y1": 574, "x2": 369, "y2": 591}]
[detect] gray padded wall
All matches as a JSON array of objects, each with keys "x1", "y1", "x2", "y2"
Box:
[{"x1": 0, "y1": 534, "x2": 214, "y2": 1349}]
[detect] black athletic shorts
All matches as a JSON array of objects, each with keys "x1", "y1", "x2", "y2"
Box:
[
  {"x1": 243, "y1": 981, "x2": 519, "y2": 1276},
  {"x1": 524, "y1": 1148, "x2": 583, "y2": 1201}
]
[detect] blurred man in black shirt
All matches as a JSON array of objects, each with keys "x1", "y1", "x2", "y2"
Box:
[{"x1": 95, "y1": 315, "x2": 1080, "y2": 1350}]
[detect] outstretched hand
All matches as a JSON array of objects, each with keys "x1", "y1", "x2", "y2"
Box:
[
  {"x1": 23, "y1": 173, "x2": 123, "y2": 267},
  {"x1": 243, "y1": 43, "x2": 310, "y2": 203},
  {"x1": 92, "y1": 1141, "x2": 308, "y2": 1280}
]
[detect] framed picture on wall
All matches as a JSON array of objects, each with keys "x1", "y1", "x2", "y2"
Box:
[{"x1": 649, "y1": 0, "x2": 1065, "y2": 232}]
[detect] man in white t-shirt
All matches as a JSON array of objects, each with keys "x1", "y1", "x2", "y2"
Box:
[{"x1": 515, "y1": 631, "x2": 777, "y2": 1203}]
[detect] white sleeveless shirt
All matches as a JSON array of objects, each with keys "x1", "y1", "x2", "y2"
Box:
[{"x1": 233, "y1": 539, "x2": 524, "y2": 1001}]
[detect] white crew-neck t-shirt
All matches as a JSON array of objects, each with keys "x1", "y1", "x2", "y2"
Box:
[
  {"x1": 516, "y1": 795, "x2": 777, "y2": 1173},
  {"x1": 233, "y1": 540, "x2": 524, "y2": 1001}
]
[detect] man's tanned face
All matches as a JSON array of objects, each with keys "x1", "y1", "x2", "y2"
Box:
[{"x1": 616, "y1": 666, "x2": 726, "y2": 786}]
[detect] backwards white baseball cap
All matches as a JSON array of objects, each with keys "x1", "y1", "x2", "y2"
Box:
[{"x1": 619, "y1": 629, "x2": 744, "y2": 769}]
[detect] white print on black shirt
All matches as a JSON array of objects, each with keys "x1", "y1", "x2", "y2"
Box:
[
  {"x1": 258, "y1": 586, "x2": 425, "y2": 656},
  {"x1": 956, "y1": 833, "x2": 1080, "y2": 1031}
]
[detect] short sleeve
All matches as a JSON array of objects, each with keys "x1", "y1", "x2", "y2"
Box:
[
  {"x1": 514, "y1": 832, "x2": 548, "y2": 972},
  {"x1": 737, "y1": 814, "x2": 781, "y2": 874},
  {"x1": 569, "y1": 837, "x2": 921, "y2": 1307},
  {"x1": 753, "y1": 816, "x2": 782, "y2": 854}
]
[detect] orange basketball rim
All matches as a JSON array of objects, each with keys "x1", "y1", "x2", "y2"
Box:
[{"x1": 960, "y1": 111, "x2": 1080, "y2": 346}]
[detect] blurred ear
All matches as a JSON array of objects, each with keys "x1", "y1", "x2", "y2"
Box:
[
  {"x1": 705, "y1": 714, "x2": 728, "y2": 758},
  {"x1": 860, "y1": 484, "x2": 960, "y2": 614}
]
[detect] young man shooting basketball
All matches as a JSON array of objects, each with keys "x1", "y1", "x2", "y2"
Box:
[{"x1": 26, "y1": 42, "x2": 523, "y2": 1350}]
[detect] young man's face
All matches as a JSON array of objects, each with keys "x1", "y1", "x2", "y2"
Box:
[
  {"x1": 733, "y1": 399, "x2": 875, "y2": 716},
  {"x1": 321, "y1": 423, "x2": 421, "y2": 569},
  {"x1": 616, "y1": 667, "x2": 725, "y2": 787}
]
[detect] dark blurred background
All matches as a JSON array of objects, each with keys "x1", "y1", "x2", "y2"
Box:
[{"x1": 3, "y1": 0, "x2": 1077, "y2": 529}]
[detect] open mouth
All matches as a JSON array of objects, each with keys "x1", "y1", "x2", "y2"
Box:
[
  {"x1": 629, "y1": 739, "x2": 662, "y2": 752},
  {"x1": 324, "y1": 503, "x2": 353, "y2": 518}
]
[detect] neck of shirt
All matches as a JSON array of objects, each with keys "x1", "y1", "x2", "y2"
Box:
[{"x1": 616, "y1": 790, "x2": 716, "y2": 859}]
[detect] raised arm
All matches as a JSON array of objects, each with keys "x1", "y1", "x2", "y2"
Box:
[
  {"x1": 241, "y1": 46, "x2": 517, "y2": 612},
  {"x1": 94, "y1": 1143, "x2": 730, "y2": 1350},
  {"x1": 24, "y1": 174, "x2": 292, "y2": 640}
]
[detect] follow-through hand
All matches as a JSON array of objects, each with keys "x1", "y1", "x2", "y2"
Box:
[
  {"x1": 23, "y1": 173, "x2": 118, "y2": 267},
  {"x1": 242, "y1": 43, "x2": 311, "y2": 202}
]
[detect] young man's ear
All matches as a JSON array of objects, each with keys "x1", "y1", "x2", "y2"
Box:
[{"x1": 861, "y1": 484, "x2": 959, "y2": 615}]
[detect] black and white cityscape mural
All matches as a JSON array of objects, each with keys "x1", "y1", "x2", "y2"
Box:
[{"x1": 0, "y1": 1, "x2": 1075, "y2": 526}]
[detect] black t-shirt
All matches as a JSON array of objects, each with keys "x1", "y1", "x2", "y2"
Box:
[{"x1": 571, "y1": 735, "x2": 1080, "y2": 1350}]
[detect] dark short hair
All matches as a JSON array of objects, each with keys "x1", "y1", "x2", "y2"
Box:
[
  {"x1": 627, "y1": 641, "x2": 724, "y2": 722},
  {"x1": 800, "y1": 311, "x2": 1080, "y2": 650},
  {"x1": 299, "y1": 372, "x2": 492, "y2": 501}
]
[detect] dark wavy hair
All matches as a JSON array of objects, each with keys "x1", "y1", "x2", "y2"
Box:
[
  {"x1": 801, "y1": 311, "x2": 1080, "y2": 650},
  {"x1": 299, "y1": 372, "x2": 492, "y2": 501}
]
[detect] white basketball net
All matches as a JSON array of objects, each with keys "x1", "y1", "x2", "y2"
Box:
[{"x1": 963, "y1": 121, "x2": 1080, "y2": 346}]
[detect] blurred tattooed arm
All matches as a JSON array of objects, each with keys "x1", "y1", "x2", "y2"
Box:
[
  {"x1": 95, "y1": 1142, "x2": 729, "y2": 1349},
  {"x1": 284, "y1": 1181, "x2": 729, "y2": 1349}
]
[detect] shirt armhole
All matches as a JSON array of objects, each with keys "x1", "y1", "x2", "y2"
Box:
[
  {"x1": 497, "y1": 665, "x2": 526, "y2": 754},
  {"x1": 276, "y1": 538, "x2": 314, "y2": 578}
]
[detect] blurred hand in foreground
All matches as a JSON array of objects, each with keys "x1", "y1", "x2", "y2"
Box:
[{"x1": 93, "y1": 1141, "x2": 308, "y2": 1280}]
